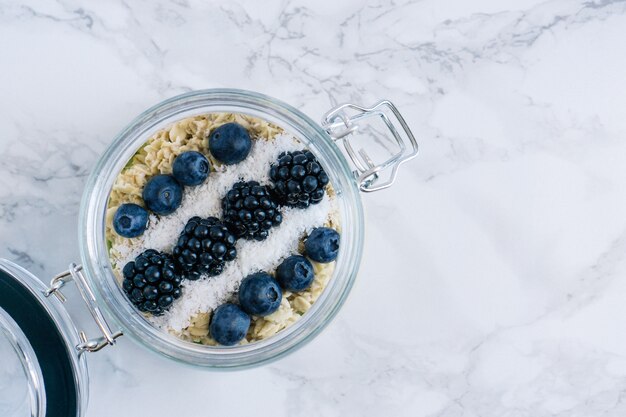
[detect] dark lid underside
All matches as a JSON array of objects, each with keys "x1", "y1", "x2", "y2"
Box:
[{"x1": 0, "y1": 269, "x2": 78, "y2": 417}]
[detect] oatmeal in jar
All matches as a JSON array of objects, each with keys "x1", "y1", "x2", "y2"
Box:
[{"x1": 105, "y1": 113, "x2": 341, "y2": 346}]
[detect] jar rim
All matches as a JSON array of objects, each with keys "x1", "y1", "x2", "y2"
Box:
[{"x1": 78, "y1": 89, "x2": 365, "y2": 369}]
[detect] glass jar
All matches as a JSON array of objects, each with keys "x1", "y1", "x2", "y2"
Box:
[{"x1": 0, "y1": 89, "x2": 417, "y2": 416}]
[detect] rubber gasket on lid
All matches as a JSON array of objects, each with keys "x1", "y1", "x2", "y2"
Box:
[{"x1": 0, "y1": 269, "x2": 79, "y2": 417}]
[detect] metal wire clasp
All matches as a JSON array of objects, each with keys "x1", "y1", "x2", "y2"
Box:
[
  {"x1": 321, "y1": 100, "x2": 419, "y2": 192},
  {"x1": 44, "y1": 264, "x2": 123, "y2": 354}
]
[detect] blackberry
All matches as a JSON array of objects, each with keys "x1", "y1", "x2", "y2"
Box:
[
  {"x1": 121, "y1": 249, "x2": 182, "y2": 316},
  {"x1": 173, "y1": 216, "x2": 237, "y2": 280},
  {"x1": 222, "y1": 181, "x2": 283, "y2": 241},
  {"x1": 269, "y1": 150, "x2": 329, "y2": 208}
]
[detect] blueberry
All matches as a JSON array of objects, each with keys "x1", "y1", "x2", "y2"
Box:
[
  {"x1": 276, "y1": 255, "x2": 315, "y2": 291},
  {"x1": 209, "y1": 303, "x2": 250, "y2": 346},
  {"x1": 172, "y1": 151, "x2": 211, "y2": 186},
  {"x1": 113, "y1": 203, "x2": 149, "y2": 238},
  {"x1": 142, "y1": 175, "x2": 183, "y2": 215},
  {"x1": 208, "y1": 123, "x2": 252, "y2": 165},
  {"x1": 238, "y1": 272, "x2": 282, "y2": 316},
  {"x1": 304, "y1": 227, "x2": 340, "y2": 263}
]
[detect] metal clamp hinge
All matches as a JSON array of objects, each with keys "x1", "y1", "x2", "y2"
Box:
[
  {"x1": 322, "y1": 100, "x2": 419, "y2": 192},
  {"x1": 44, "y1": 264, "x2": 123, "y2": 354}
]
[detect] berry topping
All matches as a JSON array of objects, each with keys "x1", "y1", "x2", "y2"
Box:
[
  {"x1": 269, "y1": 150, "x2": 329, "y2": 208},
  {"x1": 222, "y1": 181, "x2": 283, "y2": 241},
  {"x1": 209, "y1": 303, "x2": 250, "y2": 346},
  {"x1": 304, "y1": 227, "x2": 340, "y2": 263},
  {"x1": 173, "y1": 216, "x2": 237, "y2": 280},
  {"x1": 113, "y1": 203, "x2": 149, "y2": 238},
  {"x1": 238, "y1": 272, "x2": 283, "y2": 316},
  {"x1": 172, "y1": 151, "x2": 211, "y2": 186},
  {"x1": 142, "y1": 174, "x2": 183, "y2": 215},
  {"x1": 208, "y1": 123, "x2": 252, "y2": 165},
  {"x1": 276, "y1": 255, "x2": 315, "y2": 291},
  {"x1": 121, "y1": 249, "x2": 182, "y2": 316}
]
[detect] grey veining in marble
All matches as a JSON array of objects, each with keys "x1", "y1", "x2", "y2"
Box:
[{"x1": 2, "y1": 0, "x2": 626, "y2": 416}]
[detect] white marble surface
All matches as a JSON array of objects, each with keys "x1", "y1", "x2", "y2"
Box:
[{"x1": 1, "y1": 0, "x2": 626, "y2": 415}]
